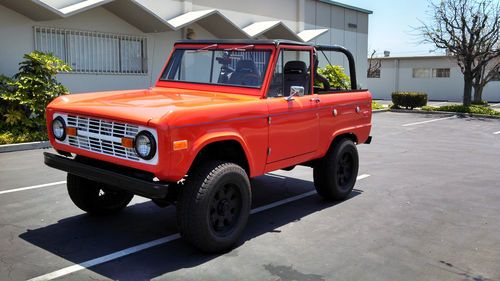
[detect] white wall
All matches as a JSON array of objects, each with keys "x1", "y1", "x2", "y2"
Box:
[
  {"x1": 193, "y1": 0, "x2": 300, "y2": 30},
  {"x1": 0, "y1": 0, "x2": 370, "y2": 94},
  {"x1": 367, "y1": 56, "x2": 500, "y2": 102},
  {"x1": 304, "y1": 0, "x2": 369, "y2": 88},
  {"x1": 0, "y1": 4, "x2": 182, "y2": 93}
]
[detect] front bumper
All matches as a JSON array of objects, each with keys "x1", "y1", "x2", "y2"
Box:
[{"x1": 44, "y1": 152, "x2": 169, "y2": 199}]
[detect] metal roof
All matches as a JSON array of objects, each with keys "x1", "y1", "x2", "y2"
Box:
[
  {"x1": 0, "y1": 0, "x2": 371, "y2": 42},
  {"x1": 370, "y1": 55, "x2": 452, "y2": 60},
  {"x1": 242, "y1": 21, "x2": 301, "y2": 41},
  {"x1": 319, "y1": 0, "x2": 373, "y2": 14},
  {"x1": 297, "y1": 29, "x2": 329, "y2": 42},
  {"x1": 0, "y1": 0, "x2": 113, "y2": 20}
]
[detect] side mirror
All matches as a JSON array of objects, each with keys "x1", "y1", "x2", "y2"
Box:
[{"x1": 285, "y1": 86, "x2": 305, "y2": 101}]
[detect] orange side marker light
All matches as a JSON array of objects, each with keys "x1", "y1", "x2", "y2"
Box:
[
  {"x1": 66, "y1": 127, "x2": 77, "y2": 136},
  {"x1": 173, "y1": 140, "x2": 188, "y2": 151},
  {"x1": 121, "y1": 137, "x2": 134, "y2": 148}
]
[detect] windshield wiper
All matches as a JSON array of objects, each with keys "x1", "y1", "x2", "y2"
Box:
[
  {"x1": 188, "y1": 44, "x2": 218, "y2": 53},
  {"x1": 224, "y1": 45, "x2": 255, "y2": 52}
]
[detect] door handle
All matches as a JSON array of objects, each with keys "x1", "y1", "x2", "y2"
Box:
[{"x1": 310, "y1": 97, "x2": 321, "y2": 103}]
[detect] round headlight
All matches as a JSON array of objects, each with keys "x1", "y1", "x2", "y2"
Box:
[
  {"x1": 134, "y1": 131, "x2": 156, "y2": 160},
  {"x1": 52, "y1": 116, "x2": 66, "y2": 141}
]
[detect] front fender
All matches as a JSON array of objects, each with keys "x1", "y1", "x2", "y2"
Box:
[
  {"x1": 192, "y1": 131, "x2": 255, "y2": 168},
  {"x1": 166, "y1": 130, "x2": 255, "y2": 181}
]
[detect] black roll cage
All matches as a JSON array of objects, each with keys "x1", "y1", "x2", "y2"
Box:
[
  {"x1": 173, "y1": 40, "x2": 359, "y2": 91},
  {"x1": 314, "y1": 45, "x2": 358, "y2": 91}
]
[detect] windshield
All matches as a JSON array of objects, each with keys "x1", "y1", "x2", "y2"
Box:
[{"x1": 160, "y1": 47, "x2": 272, "y2": 88}]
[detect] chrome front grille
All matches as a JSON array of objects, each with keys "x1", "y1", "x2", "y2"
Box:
[{"x1": 66, "y1": 115, "x2": 140, "y2": 161}]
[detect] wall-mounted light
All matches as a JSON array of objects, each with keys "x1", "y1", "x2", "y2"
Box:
[
  {"x1": 348, "y1": 23, "x2": 357, "y2": 29},
  {"x1": 186, "y1": 28, "x2": 195, "y2": 40}
]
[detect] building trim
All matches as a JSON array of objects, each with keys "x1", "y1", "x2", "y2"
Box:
[
  {"x1": 369, "y1": 55, "x2": 452, "y2": 60},
  {"x1": 242, "y1": 21, "x2": 302, "y2": 41},
  {"x1": 318, "y1": 0, "x2": 373, "y2": 14},
  {"x1": 0, "y1": 0, "x2": 372, "y2": 42}
]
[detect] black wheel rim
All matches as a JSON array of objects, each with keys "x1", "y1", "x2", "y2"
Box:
[
  {"x1": 337, "y1": 152, "x2": 354, "y2": 189},
  {"x1": 209, "y1": 183, "x2": 242, "y2": 236}
]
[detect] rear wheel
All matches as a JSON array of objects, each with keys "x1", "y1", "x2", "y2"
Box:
[
  {"x1": 67, "y1": 173, "x2": 134, "y2": 215},
  {"x1": 177, "y1": 161, "x2": 251, "y2": 253},
  {"x1": 313, "y1": 138, "x2": 359, "y2": 200}
]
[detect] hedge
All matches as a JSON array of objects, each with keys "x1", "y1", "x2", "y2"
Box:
[
  {"x1": 391, "y1": 91, "x2": 428, "y2": 109},
  {"x1": 422, "y1": 105, "x2": 500, "y2": 116}
]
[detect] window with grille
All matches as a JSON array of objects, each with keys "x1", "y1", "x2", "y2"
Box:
[
  {"x1": 412, "y1": 68, "x2": 430, "y2": 78},
  {"x1": 34, "y1": 26, "x2": 147, "y2": 75},
  {"x1": 367, "y1": 68, "x2": 380, "y2": 78},
  {"x1": 432, "y1": 68, "x2": 450, "y2": 78}
]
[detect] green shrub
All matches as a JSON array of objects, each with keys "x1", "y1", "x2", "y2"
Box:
[
  {"x1": 372, "y1": 101, "x2": 384, "y2": 110},
  {"x1": 0, "y1": 75, "x2": 12, "y2": 129},
  {"x1": 315, "y1": 65, "x2": 351, "y2": 90},
  {"x1": 471, "y1": 100, "x2": 488, "y2": 106},
  {"x1": 391, "y1": 91, "x2": 428, "y2": 109},
  {"x1": 422, "y1": 104, "x2": 500, "y2": 116},
  {"x1": 0, "y1": 51, "x2": 71, "y2": 131},
  {"x1": 0, "y1": 129, "x2": 48, "y2": 145},
  {"x1": 0, "y1": 51, "x2": 71, "y2": 144},
  {"x1": 421, "y1": 105, "x2": 436, "y2": 111}
]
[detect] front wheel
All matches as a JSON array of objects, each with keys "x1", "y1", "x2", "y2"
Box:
[
  {"x1": 313, "y1": 138, "x2": 359, "y2": 200},
  {"x1": 67, "y1": 174, "x2": 134, "y2": 215},
  {"x1": 176, "y1": 161, "x2": 251, "y2": 253}
]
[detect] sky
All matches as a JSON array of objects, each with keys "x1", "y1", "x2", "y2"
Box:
[{"x1": 336, "y1": 0, "x2": 442, "y2": 56}]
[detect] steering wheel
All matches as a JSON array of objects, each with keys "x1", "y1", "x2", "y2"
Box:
[{"x1": 240, "y1": 73, "x2": 259, "y2": 86}]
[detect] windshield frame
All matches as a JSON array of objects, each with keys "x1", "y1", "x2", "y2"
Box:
[{"x1": 156, "y1": 43, "x2": 276, "y2": 96}]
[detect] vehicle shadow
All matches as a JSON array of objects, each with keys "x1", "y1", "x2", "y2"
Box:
[{"x1": 20, "y1": 173, "x2": 363, "y2": 281}]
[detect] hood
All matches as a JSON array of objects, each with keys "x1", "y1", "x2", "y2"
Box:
[{"x1": 48, "y1": 87, "x2": 258, "y2": 125}]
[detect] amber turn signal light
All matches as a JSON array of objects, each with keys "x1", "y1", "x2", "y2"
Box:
[
  {"x1": 173, "y1": 140, "x2": 188, "y2": 151},
  {"x1": 66, "y1": 127, "x2": 77, "y2": 136},
  {"x1": 121, "y1": 137, "x2": 134, "y2": 148}
]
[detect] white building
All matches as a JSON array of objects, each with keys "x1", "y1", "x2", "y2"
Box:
[
  {"x1": 367, "y1": 55, "x2": 500, "y2": 102},
  {"x1": 0, "y1": 0, "x2": 372, "y2": 93}
]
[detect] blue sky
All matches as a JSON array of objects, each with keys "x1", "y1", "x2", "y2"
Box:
[{"x1": 336, "y1": 0, "x2": 441, "y2": 56}]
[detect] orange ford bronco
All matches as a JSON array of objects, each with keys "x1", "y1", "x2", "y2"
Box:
[{"x1": 44, "y1": 39, "x2": 372, "y2": 253}]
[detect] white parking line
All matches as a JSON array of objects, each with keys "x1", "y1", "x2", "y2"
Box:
[
  {"x1": 28, "y1": 174, "x2": 370, "y2": 281},
  {"x1": 493, "y1": 131, "x2": 500, "y2": 135},
  {"x1": 0, "y1": 181, "x2": 66, "y2": 195},
  {"x1": 264, "y1": 173, "x2": 287, "y2": 179},
  {"x1": 402, "y1": 115, "x2": 456, "y2": 127}
]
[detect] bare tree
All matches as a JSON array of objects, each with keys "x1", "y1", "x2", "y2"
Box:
[
  {"x1": 418, "y1": 0, "x2": 499, "y2": 106},
  {"x1": 473, "y1": 55, "x2": 500, "y2": 103},
  {"x1": 367, "y1": 50, "x2": 381, "y2": 78}
]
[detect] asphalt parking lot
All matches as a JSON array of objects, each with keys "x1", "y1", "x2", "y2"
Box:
[{"x1": 1, "y1": 112, "x2": 500, "y2": 281}]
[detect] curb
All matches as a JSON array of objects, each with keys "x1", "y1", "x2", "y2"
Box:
[
  {"x1": 0, "y1": 141, "x2": 51, "y2": 153},
  {"x1": 389, "y1": 109, "x2": 500, "y2": 119},
  {"x1": 372, "y1": 109, "x2": 390, "y2": 113}
]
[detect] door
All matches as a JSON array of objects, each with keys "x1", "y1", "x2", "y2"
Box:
[{"x1": 266, "y1": 48, "x2": 319, "y2": 163}]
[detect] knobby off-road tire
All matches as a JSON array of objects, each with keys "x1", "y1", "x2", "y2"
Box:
[
  {"x1": 313, "y1": 138, "x2": 359, "y2": 201},
  {"x1": 177, "y1": 161, "x2": 251, "y2": 253},
  {"x1": 67, "y1": 173, "x2": 134, "y2": 215}
]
